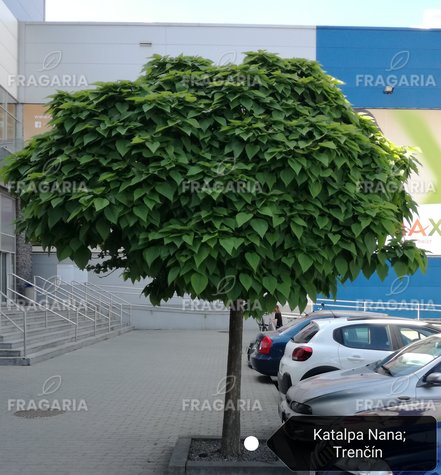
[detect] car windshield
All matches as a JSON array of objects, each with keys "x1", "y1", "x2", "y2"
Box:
[{"x1": 377, "y1": 336, "x2": 441, "y2": 377}]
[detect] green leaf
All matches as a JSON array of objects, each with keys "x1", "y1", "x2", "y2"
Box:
[
  {"x1": 239, "y1": 273, "x2": 253, "y2": 291},
  {"x1": 290, "y1": 222, "x2": 304, "y2": 240},
  {"x1": 93, "y1": 198, "x2": 109, "y2": 211},
  {"x1": 393, "y1": 261, "x2": 408, "y2": 278},
  {"x1": 116, "y1": 140, "x2": 130, "y2": 157},
  {"x1": 298, "y1": 253, "x2": 313, "y2": 273},
  {"x1": 245, "y1": 144, "x2": 259, "y2": 159},
  {"x1": 220, "y1": 238, "x2": 236, "y2": 255},
  {"x1": 335, "y1": 256, "x2": 348, "y2": 276},
  {"x1": 262, "y1": 275, "x2": 277, "y2": 293},
  {"x1": 329, "y1": 234, "x2": 340, "y2": 245},
  {"x1": 377, "y1": 262, "x2": 389, "y2": 281},
  {"x1": 309, "y1": 181, "x2": 322, "y2": 198},
  {"x1": 143, "y1": 247, "x2": 161, "y2": 266},
  {"x1": 194, "y1": 246, "x2": 210, "y2": 267},
  {"x1": 167, "y1": 267, "x2": 180, "y2": 285},
  {"x1": 73, "y1": 247, "x2": 91, "y2": 269},
  {"x1": 182, "y1": 234, "x2": 194, "y2": 246},
  {"x1": 236, "y1": 212, "x2": 253, "y2": 227},
  {"x1": 96, "y1": 219, "x2": 110, "y2": 241},
  {"x1": 351, "y1": 222, "x2": 363, "y2": 238},
  {"x1": 156, "y1": 183, "x2": 175, "y2": 201},
  {"x1": 250, "y1": 219, "x2": 268, "y2": 238},
  {"x1": 191, "y1": 273, "x2": 209, "y2": 294},
  {"x1": 57, "y1": 246, "x2": 71, "y2": 261},
  {"x1": 146, "y1": 141, "x2": 161, "y2": 153},
  {"x1": 281, "y1": 169, "x2": 296, "y2": 187},
  {"x1": 133, "y1": 206, "x2": 148, "y2": 223},
  {"x1": 278, "y1": 280, "x2": 291, "y2": 300},
  {"x1": 316, "y1": 215, "x2": 329, "y2": 229},
  {"x1": 321, "y1": 141, "x2": 337, "y2": 149},
  {"x1": 245, "y1": 252, "x2": 260, "y2": 273},
  {"x1": 104, "y1": 206, "x2": 119, "y2": 224}
]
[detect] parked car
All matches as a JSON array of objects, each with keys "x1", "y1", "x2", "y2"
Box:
[
  {"x1": 279, "y1": 332, "x2": 441, "y2": 421},
  {"x1": 247, "y1": 310, "x2": 388, "y2": 376},
  {"x1": 278, "y1": 316, "x2": 440, "y2": 395}
]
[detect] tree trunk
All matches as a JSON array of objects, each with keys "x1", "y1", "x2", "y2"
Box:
[{"x1": 221, "y1": 299, "x2": 244, "y2": 457}]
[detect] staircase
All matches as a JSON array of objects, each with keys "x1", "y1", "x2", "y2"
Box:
[{"x1": 0, "y1": 275, "x2": 134, "y2": 366}]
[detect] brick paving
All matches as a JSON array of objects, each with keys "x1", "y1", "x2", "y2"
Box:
[{"x1": 0, "y1": 329, "x2": 280, "y2": 474}]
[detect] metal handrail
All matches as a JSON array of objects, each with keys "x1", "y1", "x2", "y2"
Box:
[
  {"x1": 82, "y1": 282, "x2": 131, "y2": 323},
  {"x1": 0, "y1": 291, "x2": 27, "y2": 358},
  {"x1": 84, "y1": 282, "x2": 132, "y2": 305},
  {"x1": 84, "y1": 282, "x2": 131, "y2": 321},
  {"x1": 0, "y1": 290, "x2": 25, "y2": 339},
  {"x1": 33, "y1": 277, "x2": 113, "y2": 332},
  {"x1": 32, "y1": 275, "x2": 102, "y2": 324},
  {"x1": 71, "y1": 281, "x2": 127, "y2": 326},
  {"x1": 7, "y1": 288, "x2": 78, "y2": 342},
  {"x1": 13, "y1": 273, "x2": 95, "y2": 324},
  {"x1": 69, "y1": 282, "x2": 118, "y2": 322}
]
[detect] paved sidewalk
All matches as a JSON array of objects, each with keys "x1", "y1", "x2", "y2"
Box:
[{"x1": 0, "y1": 330, "x2": 280, "y2": 475}]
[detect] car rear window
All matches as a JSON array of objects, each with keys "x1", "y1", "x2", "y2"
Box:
[
  {"x1": 293, "y1": 322, "x2": 319, "y2": 343},
  {"x1": 334, "y1": 324, "x2": 392, "y2": 351}
]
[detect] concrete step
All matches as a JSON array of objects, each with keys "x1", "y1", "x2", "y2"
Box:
[
  {"x1": 0, "y1": 324, "x2": 134, "y2": 365},
  {"x1": 0, "y1": 320, "x2": 121, "y2": 348}
]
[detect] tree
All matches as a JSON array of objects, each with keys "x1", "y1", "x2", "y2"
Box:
[{"x1": 2, "y1": 51, "x2": 426, "y2": 456}]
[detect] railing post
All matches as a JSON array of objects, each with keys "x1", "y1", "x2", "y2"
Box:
[
  {"x1": 108, "y1": 314, "x2": 111, "y2": 333},
  {"x1": 94, "y1": 308, "x2": 97, "y2": 336},
  {"x1": 363, "y1": 301, "x2": 367, "y2": 312},
  {"x1": 417, "y1": 303, "x2": 421, "y2": 320},
  {"x1": 23, "y1": 309, "x2": 27, "y2": 358},
  {"x1": 45, "y1": 309, "x2": 48, "y2": 328},
  {"x1": 120, "y1": 303, "x2": 123, "y2": 327},
  {"x1": 75, "y1": 309, "x2": 78, "y2": 341}
]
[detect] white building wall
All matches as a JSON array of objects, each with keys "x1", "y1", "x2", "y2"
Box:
[
  {"x1": 0, "y1": 0, "x2": 18, "y2": 98},
  {"x1": 20, "y1": 22, "x2": 316, "y2": 103}
]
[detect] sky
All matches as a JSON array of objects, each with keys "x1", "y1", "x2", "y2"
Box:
[{"x1": 45, "y1": 0, "x2": 441, "y2": 28}]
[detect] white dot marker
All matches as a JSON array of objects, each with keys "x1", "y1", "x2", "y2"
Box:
[{"x1": 244, "y1": 436, "x2": 259, "y2": 451}]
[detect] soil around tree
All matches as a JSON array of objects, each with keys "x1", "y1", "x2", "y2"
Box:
[{"x1": 188, "y1": 438, "x2": 278, "y2": 463}]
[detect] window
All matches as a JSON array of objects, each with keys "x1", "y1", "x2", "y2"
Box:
[
  {"x1": 380, "y1": 337, "x2": 441, "y2": 377},
  {"x1": 338, "y1": 324, "x2": 391, "y2": 351},
  {"x1": 397, "y1": 326, "x2": 439, "y2": 347},
  {"x1": 293, "y1": 322, "x2": 319, "y2": 344},
  {"x1": 0, "y1": 87, "x2": 18, "y2": 144}
]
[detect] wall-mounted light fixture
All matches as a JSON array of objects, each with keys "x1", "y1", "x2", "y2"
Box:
[
  {"x1": 139, "y1": 42, "x2": 153, "y2": 47},
  {"x1": 383, "y1": 85, "x2": 395, "y2": 94}
]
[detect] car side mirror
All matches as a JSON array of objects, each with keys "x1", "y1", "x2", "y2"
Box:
[{"x1": 426, "y1": 372, "x2": 441, "y2": 385}]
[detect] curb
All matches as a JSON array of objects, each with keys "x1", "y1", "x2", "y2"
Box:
[{"x1": 166, "y1": 436, "x2": 294, "y2": 474}]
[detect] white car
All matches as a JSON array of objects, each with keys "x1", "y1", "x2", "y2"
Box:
[{"x1": 277, "y1": 316, "x2": 440, "y2": 395}]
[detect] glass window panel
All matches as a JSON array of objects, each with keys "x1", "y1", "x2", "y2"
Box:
[
  {"x1": 1, "y1": 195, "x2": 15, "y2": 236},
  {"x1": 6, "y1": 103, "x2": 16, "y2": 141}
]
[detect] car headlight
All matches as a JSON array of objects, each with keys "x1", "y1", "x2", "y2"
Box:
[{"x1": 289, "y1": 401, "x2": 312, "y2": 414}]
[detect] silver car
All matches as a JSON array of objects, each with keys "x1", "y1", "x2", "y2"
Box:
[{"x1": 279, "y1": 333, "x2": 441, "y2": 421}]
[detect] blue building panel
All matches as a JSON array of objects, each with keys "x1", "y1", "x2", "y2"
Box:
[
  {"x1": 331, "y1": 258, "x2": 441, "y2": 319},
  {"x1": 317, "y1": 27, "x2": 441, "y2": 108}
]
